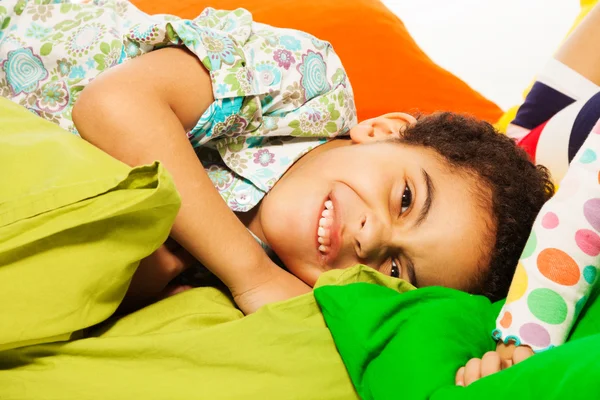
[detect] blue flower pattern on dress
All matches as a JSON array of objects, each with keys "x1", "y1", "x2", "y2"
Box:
[
  {"x1": 279, "y1": 35, "x2": 301, "y2": 51},
  {"x1": 216, "y1": 83, "x2": 229, "y2": 96},
  {"x1": 83, "y1": 58, "x2": 93, "y2": 69},
  {"x1": 200, "y1": 29, "x2": 236, "y2": 70},
  {"x1": 297, "y1": 50, "x2": 331, "y2": 101},
  {"x1": 25, "y1": 23, "x2": 51, "y2": 39},
  {"x1": 1, "y1": 47, "x2": 48, "y2": 95},
  {"x1": 174, "y1": 21, "x2": 200, "y2": 48},
  {"x1": 255, "y1": 62, "x2": 281, "y2": 87},
  {"x1": 0, "y1": 1, "x2": 357, "y2": 213},
  {"x1": 189, "y1": 97, "x2": 244, "y2": 145},
  {"x1": 68, "y1": 65, "x2": 85, "y2": 79}
]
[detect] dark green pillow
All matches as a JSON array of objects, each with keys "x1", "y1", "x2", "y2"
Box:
[{"x1": 315, "y1": 277, "x2": 600, "y2": 399}]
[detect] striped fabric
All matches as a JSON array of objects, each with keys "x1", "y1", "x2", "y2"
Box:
[{"x1": 507, "y1": 58, "x2": 600, "y2": 183}]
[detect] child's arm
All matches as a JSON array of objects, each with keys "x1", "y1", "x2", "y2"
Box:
[
  {"x1": 495, "y1": 3, "x2": 600, "y2": 352},
  {"x1": 554, "y1": 4, "x2": 600, "y2": 87},
  {"x1": 457, "y1": 4, "x2": 600, "y2": 385},
  {"x1": 457, "y1": 125, "x2": 600, "y2": 385},
  {"x1": 493, "y1": 127, "x2": 600, "y2": 348},
  {"x1": 73, "y1": 46, "x2": 311, "y2": 313}
]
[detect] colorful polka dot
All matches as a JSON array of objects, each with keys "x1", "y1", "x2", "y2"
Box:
[
  {"x1": 506, "y1": 262, "x2": 528, "y2": 304},
  {"x1": 519, "y1": 323, "x2": 551, "y2": 349},
  {"x1": 536, "y1": 248, "x2": 580, "y2": 286},
  {"x1": 527, "y1": 288, "x2": 567, "y2": 324},
  {"x1": 575, "y1": 296, "x2": 587, "y2": 317},
  {"x1": 583, "y1": 265, "x2": 597, "y2": 284},
  {"x1": 583, "y1": 199, "x2": 600, "y2": 232},
  {"x1": 499, "y1": 311, "x2": 512, "y2": 328},
  {"x1": 592, "y1": 121, "x2": 600, "y2": 134},
  {"x1": 541, "y1": 212, "x2": 559, "y2": 229},
  {"x1": 521, "y1": 231, "x2": 537, "y2": 259},
  {"x1": 575, "y1": 229, "x2": 600, "y2": 256},
  {"x1": 580, "y1": 148, "x2": 597, "y2": 164}
]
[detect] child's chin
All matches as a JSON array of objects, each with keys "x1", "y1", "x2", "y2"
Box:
[{"x1": 281, "y1": 256, "x2": 322, "y2": 288}]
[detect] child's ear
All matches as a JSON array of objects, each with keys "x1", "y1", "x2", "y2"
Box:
[{"x1": 349, "y1": 112, "x2": 417, "y2": 144}]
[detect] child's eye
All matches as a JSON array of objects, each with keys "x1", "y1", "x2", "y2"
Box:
[
  {"x1": 401, "y1": 185, "x2": 412, "y2": 214},
  {"x1": 391, "y1": 259, "x2": 401, "y2": 278}
]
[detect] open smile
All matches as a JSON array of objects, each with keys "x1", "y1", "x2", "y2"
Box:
[{"x1": 316, "y1": 192, "x2": 341, "y2": 266}]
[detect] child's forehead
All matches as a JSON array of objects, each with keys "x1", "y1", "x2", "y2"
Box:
[
  {"x1": 396, "y1": 142, "x2": 491, "y2": 199},
  {"x1": 351, "y1": 140, "x2": 481, "y2": 193},
  {"x1": 382, "y1": 139, "x2": 455, "y2": 169}
]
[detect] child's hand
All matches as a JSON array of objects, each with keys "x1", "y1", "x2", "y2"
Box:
[
  {"x1": 121, "y1": 243, "x2": 196, "y2": 311},
  {"x1": 455, "y1": 342, "x2": 534, "y2": 386}
]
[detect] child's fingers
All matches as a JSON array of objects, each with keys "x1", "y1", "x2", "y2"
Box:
[
  {"x1": 480, "y1": 351, "x2": 502, "y2": 378},
  {"x1": 147, "y1": 245, "x2": 187, "y2": 277},
  {"x1": 151, "y1": 245, "x2": 196, "y2": 279},
  {"x1": 157, "y1": 284, "x2": 194, "y2": 300},
  {"x1": 513, "y1": 346, "x2": 534, "y2": 365},
  {"x1": 456, "y1": 350, "x2": 510, "y2": 387},
  {"x1": 501, "y1": 358, "x2": 513, "y2": 370},
  {"x1": 463, "y1": 358, "x2": 482, "y2": 386},
  {"x1": 164, "y1": 238, "x2": 197, "y2": 272},
  {"x1": 454, "y1": 347, "x2": 526, "y2": 388},
  {"x1": 455, "y1": 366, "x2": 465, "y2": 386}
]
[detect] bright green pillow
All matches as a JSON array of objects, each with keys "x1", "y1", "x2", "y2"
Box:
[
  {"x1": 315, "y1": 269, "x2": 600, "y2": 400},
  {"x1": 0, "y1": 98, "x2": 181, "y2": 351}
]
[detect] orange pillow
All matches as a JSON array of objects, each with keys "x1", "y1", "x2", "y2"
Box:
[{"x1": 131, "y1": 0, "x2": 502, "y2": 122}]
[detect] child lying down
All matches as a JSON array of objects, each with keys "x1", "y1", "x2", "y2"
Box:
[{"x1": 0, "y1": 2, "x2": 552, "y2": 316}]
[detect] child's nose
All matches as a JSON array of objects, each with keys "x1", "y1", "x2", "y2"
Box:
[{"x1": 353, "y1": 213, "x2": 388, "y2": 260}]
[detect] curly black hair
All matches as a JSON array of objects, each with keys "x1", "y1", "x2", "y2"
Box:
[{"x1": 399, "y1": 112, "x2": 554, "y2": 301}]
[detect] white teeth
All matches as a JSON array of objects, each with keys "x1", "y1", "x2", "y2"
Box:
[
  {"x1": 319, "y1": 245, "x2": 330, "y2": 253},
  {"x1": 319, "y1": 217, "x2": 332, "y2": 227},
  {"x1": 318, "y1": 227, "x2": 329, "y2": 237},
  {"x1": 318, "y1": 198, "x2": 335, "y2": 254},
  {"x1": 318, "y1": 236, "x2": 331, "y2": 245}
]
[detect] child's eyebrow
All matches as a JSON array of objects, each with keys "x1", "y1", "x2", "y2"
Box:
[{"x1": 415, "y1": 168, "x2": 435, "y2": 227}]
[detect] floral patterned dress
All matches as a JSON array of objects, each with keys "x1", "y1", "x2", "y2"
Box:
[{"x1": 0, "y1": 0, "x2": 357, "y2": 212}]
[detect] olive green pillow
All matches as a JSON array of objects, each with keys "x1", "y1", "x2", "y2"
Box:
[
  {"x1": 0, "y1": 98, "x2": 180, "y2": 351},
  {"x1": 0, "y1": 265, "x2": 411, "y2": 399}
]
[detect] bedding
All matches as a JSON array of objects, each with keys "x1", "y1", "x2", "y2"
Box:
[
  {"x1": 0, "y1": 266, "x2": 412, "y2": 399},
  {"x1": 1, "y1": 79, "x2": 596, "y2": 400},
  {"x1": 1, "y1": 2, "x2": 597, "y2": 399},
  {"x1": 0, "y1": 97, "x2": 180, "y2": 351},
  {"x1": 3, "y1": 253, "x2": 598, "y2": 400},
  {"x1": 315, "y1": 278, "x2": 600, "y2": 399},
  {"x1": 0, "y1": 94, "x2": 595, "y2": 396}
]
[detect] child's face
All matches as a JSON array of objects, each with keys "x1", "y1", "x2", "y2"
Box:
[{"x1": 254, "y1": 114, "x2": 494, "y2": 291}]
